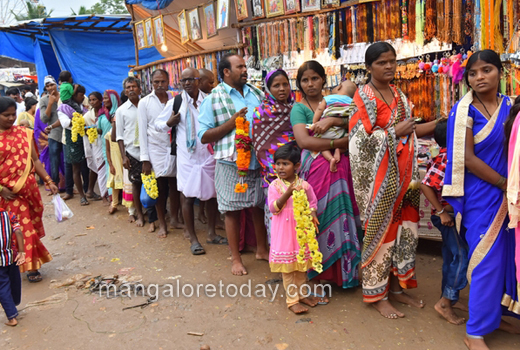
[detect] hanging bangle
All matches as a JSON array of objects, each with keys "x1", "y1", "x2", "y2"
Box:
[{"x1": 330, "y1": 139, "x2": 334, "y2": 149}]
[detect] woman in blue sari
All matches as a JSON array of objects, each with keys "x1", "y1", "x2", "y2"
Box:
[{"x1": 443, "y1": 50, "x2": 520, "y2": 350}]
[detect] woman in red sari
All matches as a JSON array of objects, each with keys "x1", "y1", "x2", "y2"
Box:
[
  {"x1": 349, "y1": 42, "x2": 438, "y2": 319},
  {"x1": 0, "y1": 97, "x2": 58, "y2": 282}
]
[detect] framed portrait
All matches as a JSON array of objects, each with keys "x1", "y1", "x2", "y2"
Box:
[
  {"x1": 283, "y1": 0, "x2": 300, "y2": 14},
  {"x1": 135, "y1": 21, "x2": 146, "y2": 50},
  {"x1": 301, "y1": 0, "x2": 320, "y2": 12},
  {"x1": 234, "y1": 0, "x2": 249, "y2": 21},
  {"x1": 187, "y1": 8, "x2": 203, "y2": 41},
  {"x1": 321, "y1": 0, "x2": 338, "y2": 8},
  {"x1": 265, "y1": 0, "x2": 285, "y2": 17},
  {"x1": 250, "y1": 0, "x2": 265, "y2": 19},
  {"x1": 203, "y1": 2, "x2": 218, "y2": 38},
  {"x1": 144, "y1": 18, "x2": 154, "y2": 47},
  {"x1": 178, "y1": 10, "x2": 190, "y2": 44},
  {"x1": 153, "y1": 15, "x2": 165, "y2": 45},
  {"x1": 216, "y1": 0, "x2": 230, "y2": 29}
]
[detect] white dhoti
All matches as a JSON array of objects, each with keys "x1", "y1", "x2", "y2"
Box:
[
  {"x1": 83, "y1": 136, "x2": 108, "y2": 196},
  {"x1": 176, "y1": 142, "x2": 216, "y2": 201},
  {"x1": 149, "y1": 142, "x2": 176, "y2": 178}
]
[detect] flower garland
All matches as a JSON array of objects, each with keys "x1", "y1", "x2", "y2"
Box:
[
  {"x1": 86, "y1": 127, "x2": 98, "y2": 144},
  {"x1": 71, "y1": 112, "x2": 85, "y2": 142},
  {"x1": 141, "y1": 171, "x2": 159, "y2": 199},
  {"x1": 289, "y1": 177, "x2": 323, "y2": 273},
  {"x1": 234, "y1": 116, "x2": 252, "y2": 193}
]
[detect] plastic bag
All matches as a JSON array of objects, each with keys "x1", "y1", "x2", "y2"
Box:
[
  {"x1": 140, "y1": 183, "x2": 157, "y2": 209},
  {"x1": 52, "y1": 194, "x2": 74, "y2": 222}
]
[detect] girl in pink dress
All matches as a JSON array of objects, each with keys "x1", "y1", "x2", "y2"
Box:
[{"x1": 268, "y1": 143, "x2": 320, "y2": 314}]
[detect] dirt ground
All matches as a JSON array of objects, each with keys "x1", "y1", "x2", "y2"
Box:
[{"x1": 2, "y1": 187, "x2": 520, "y2": 350}]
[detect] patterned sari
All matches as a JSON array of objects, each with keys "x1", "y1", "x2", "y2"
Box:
[
  {"x1": 444, "y1": 92, "x2": 519, "y2": 337},
  {"x1": 349, "y1": 84, "x2": 420, "y2": 303},
  {"x1": 0, "y1": 126, "x2": 52, "y2": 272},
  {"x1": 507, "y1": 108, "x2": 520, "y2": 296}
]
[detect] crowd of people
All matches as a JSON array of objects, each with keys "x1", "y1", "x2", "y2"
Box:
[{"x1": 0, "y1": 42, "x2": 519, "y2": 349}]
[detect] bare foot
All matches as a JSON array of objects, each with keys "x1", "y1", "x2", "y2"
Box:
[
  {"x1": 183, "y1": 229, "x2": 190, "y2": 239},
  {"x1": 300, "y1": 297, "x2": 318, "y2": 307},
  {"x1": 389, "y1": 291, "x2": 425, "y2": 308},
  {"x1": 434, "y1": 298, "x2": 465, "y2": 325},
  {"x1": 62, "y1": 193, "x2": 73, "y2": 201},
  {"x1": 197, "y1": 214, "x2": 208, "y2": 224},
  {"x1": 157, "y1": 227, "x2": 167, "y2": 238},
  {"x1": 452, "y1": 301, "x2": 469, "y2": 312},
  {"x1": 128, "y1": 215, "x2": 136, "y2": 223},
  {"x1": 329, "y1": 158, "x2": 337, "y2": 172},
  {"x1": 169, "y1": 219, "x2": 184, "y2": 229},
  {"x1": 255, "y1": 251, "x2": 269, "y2": 261},
  {"x1": 372, "y1": 299, "x2": 405, "y2": 319},
  {"x1": 108, "y1": 206, "x2": 117, "y2": 215},
  {"x1": 464, "y1": 335, "x2": 489, "y2": 350},
  {"x1": 135, "y1": 217, "x2": 144, "y2": 227},
  {"x1": 5, "y1": 318, "x2": 17, "y2": 326},
  {"x1": 499, "y1": 320, "x2": 520, "y2": 334},
  {"x1": 288, "y1": 303, "x2": 308, "y2": 314},
  {"x1": 148, "y1": 222, "x2": 155, "y2": 233},
  {"x1": 231, "y1": 259, "x2": 248, "y2": 276},
  {"x1": 333, "y1": 148, "x2": 341, "y2": 163}
]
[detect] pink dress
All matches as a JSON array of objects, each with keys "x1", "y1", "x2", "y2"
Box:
[
  {"x1": 268, "y1": 178, "x2": 317, "y2": 273},
  {"x1": 507, "y1": 111, "x2": 520, "y2": 283}
]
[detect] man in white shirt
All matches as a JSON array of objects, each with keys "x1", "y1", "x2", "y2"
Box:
[
  {"x1": 116, "y1": 76, "x2": 157, "y2": 231},
  {"x1": 138, "y1": 69, "x2": 182, "y2": 238},
  {"x1": 6, "y1": 87, "x2": 25, "y2": 122},
  {"x1": 155, "y1": 67, "x2": 225, "y2": 255}
]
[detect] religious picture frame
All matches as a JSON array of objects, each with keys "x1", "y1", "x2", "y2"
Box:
[
  {"x1": 234, "y1": 0, "x2": 249, "y2": 21},
  {"x1": 187, "y1": 8, "x2": 203, "y2": 41},
  {"x1": 283, "y1": 0, "x2": 300, "y2": 14},
  {"x1": 178, "y1": 10, "x2": 190, "y2": 44},
  {"x1": 265, "y1": 0, "x2": 285, "y2": 17},
  {"x1": 203, "y1": 2, "x2": 218, "y2": 38},
  {"x1": 250, "y1": 0, "x2": 265, "y2": 19},
  {"x1": 153, "y1": 15, "x2": 165, "y2": 46},
  {"x1": 216, "y1": 0, "x2": 230, "y2": 29},
  {"x1": 301, "y1": 0, "x2": 320, "y2": 12},
  {"x1": 135, "y1": 21, "x2": 146, "y2": 50},
  {"x1": 321, "y1": 0, "x2": 339, "y2": 8},
  {"x1": 144, "y1": 18, "x2": 154, "y2": 47}
]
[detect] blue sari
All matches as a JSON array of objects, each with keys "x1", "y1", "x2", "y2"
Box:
[{"x1": 444, "y1": 92, "x2": 519, "y2": 337}]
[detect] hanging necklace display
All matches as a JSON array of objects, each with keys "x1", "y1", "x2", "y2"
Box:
[
  {"x1": 453, "y1": 0, "x2": 463, "y2": 45},
  {"x1": 352, "y1": 5, "x2": 357, "y2": 43},
  {"x1": 408, "y1": 0, "x2": 416, "y2": 41},
  {"x1": 401, "y1": 0, "x2": 409, "y2": 40},
  {"x1": 367, "y1": 3, "x2": 374, "y2": 43},
  {"x1": 415, "y1": 0, "x2": 424, "y2": 45},
  {"x1": 444, "y1": 0, "x2": 452, "y2": 44},
  {"x1": 424, "y1": 0, "x2": 436, "y2": 43}
]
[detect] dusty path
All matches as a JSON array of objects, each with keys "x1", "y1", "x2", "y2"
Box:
[{"x1": 2, "y1": 187, "x2": 519, "y2": 350}]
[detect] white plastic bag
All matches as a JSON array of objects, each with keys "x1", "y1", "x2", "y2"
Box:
[{"x1": 52, "y1": 194, "x2": 74, "y2": 222}]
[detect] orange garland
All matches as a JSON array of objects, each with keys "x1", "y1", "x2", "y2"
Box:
[{"x1": 234, "y1": 116, "x2": 252, "y2": 193}]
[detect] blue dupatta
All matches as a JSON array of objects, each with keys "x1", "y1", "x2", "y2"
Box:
[{"x1": 443, "y1": 91, "x2": 519, "y2": 336}]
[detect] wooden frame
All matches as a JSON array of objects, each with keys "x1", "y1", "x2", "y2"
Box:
[
  {"x1": 321, "y1": 0, "x2": 339, "y2": 8},
  {"x1": 135, "y1": 20, "x2": 146, "y2": 50},
  {"x1": 178, "y1": 10, "x2": 190, "y2": 44},
  {"x1": 153, "y1": 15, "x2": 165, "y2": 45},
  {"x1": 216, "y1": 0, "x2": 230, "y2": 29},
  {"x1": 283, "y1": 0, "x2": 300, "y2": 14},
  {"x1": 301, "y1": 0, "x2": 320, "y2": 12},
  {"x1": 144, "y1": 18, "x2": 154, "y2": 47},
  {"x1": 250, "y1": 0, "x2": 266, "y2": 19},
  {"x1": 265, "y1": 0, "x2": 285, "y2": 17},
  {"x1": 235, "y1": 0, "x2": 249, "y2": 21},
  {"x1": 187, "y1": 8, "x2": 203, "y2": 41},
  {"x1": 203, "y1": 2, "x2": 218, "y2": 38}
]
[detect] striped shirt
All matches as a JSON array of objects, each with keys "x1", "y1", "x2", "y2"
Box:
[{"x1": 0, "y1": 211, "x2": 21, "y2": 266}]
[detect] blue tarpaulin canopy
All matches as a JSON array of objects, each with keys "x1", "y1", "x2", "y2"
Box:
[
  {"x1": 0, "y1": 15, "x2": 162, "y2": 94},
  {"x1": 125, "y1": 0, "x2": 174, "y2": 10}
]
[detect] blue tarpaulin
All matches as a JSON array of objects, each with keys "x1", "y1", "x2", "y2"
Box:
[{"x1": 125, "y1": 0, "x2": 174, "y2": 10}]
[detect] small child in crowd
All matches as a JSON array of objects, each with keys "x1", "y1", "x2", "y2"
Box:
[
  {"x1": 420, "y1": 120, "x2": 469, "y2": 326},
  {"x1": 58, "y1": 70, "x2": 82, "y2": 114},
  {"x1": 311, "y1": 80, "x2": 356, "y2": 172},
  {"x1": 0, "y1": 207, "x2": 26, "y2": 326},
  {"x1": 268, "y1": 143, "x2": 320, "y2": 314}
]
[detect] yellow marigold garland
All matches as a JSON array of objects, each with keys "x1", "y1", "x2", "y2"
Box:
[
  {"x1": 290, "y1": 178, "x2": 323, "y2": 273},
  {"x1": 86, "y1": 127, "x2": 98, "y2": 144},
  {"x1": 141, "y1": 171, "x2": 159, "y2": 199},
  {"x1": 71, "y1": 112, "x2": 85, "y2": 142},
  {"x1": 234, "y1": 116, "x2": 252, "y2": 193}
]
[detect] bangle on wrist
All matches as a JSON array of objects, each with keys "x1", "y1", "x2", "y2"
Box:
[
  {"x1": 437, "y1": 208, "x2": 445, "y2": 215},
  {"x1": 494, "y1": 176, "x2": 506, "y2": 188},
  {"x1": 330, "y1": 139, "x2": 334, "y2": 149},
  {"x1": 341, "y1": 118, "x2": 347, "y2": 126}
]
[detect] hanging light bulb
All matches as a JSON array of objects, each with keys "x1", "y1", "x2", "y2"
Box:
[{"x1": 161, "y1": 43, "x2": 168, "y2": 52}]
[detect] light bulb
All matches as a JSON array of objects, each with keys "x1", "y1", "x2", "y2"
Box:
[{"x1": 161, "y1": 43, "x2": 168, "y2": 52}]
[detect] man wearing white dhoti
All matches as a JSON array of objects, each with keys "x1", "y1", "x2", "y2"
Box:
[
  {"x1": 155, "y1": 68, "x2": 226, "y2": 255},
  {"x1": 138, "y1": 69, "x2": 183, "y2": 238}
]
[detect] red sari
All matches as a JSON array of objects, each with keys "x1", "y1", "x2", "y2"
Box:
[{"x1": 0, "y1": 126, "x2": 52, "y2": 272}]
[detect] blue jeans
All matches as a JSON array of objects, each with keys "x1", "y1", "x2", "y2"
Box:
[
  {"x1": 0, "y1": 264, "x2": 21, "y2": 320},
  {"x1": 431, "y1": 214, "x2": 469, "y2": 301},
  {"x1": 48, "y1": 138, "x2": 63, "y2": 185}
]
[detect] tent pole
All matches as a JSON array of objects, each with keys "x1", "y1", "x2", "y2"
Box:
[{"x1": 130, "y1": 5, "x2": 140, "y2": 67}]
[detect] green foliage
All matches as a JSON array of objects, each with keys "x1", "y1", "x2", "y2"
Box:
[
  {"x1": 11, "y1": 1, "x2": 53, "y2": 21},
  {"x1": 71, "y1": 6, "x2": 92, "y2": 16},
  {"x1": 89, "y1": 0, "x2": 128, "y2": 15}
]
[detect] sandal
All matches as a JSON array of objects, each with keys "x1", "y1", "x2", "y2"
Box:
[
  {"x1": 309, "y1": 292, "x2": 329, "y2": 305},
  {"x1": 190, "y1": 242, "x2": 206, "y2": 255},
  {"x1": 80, "y1": 197, "x2": 90, "y2": 206},
  {"x1": 27, "y1": 271, "x2": 42, "y2": 283},
  {"x1": 87, "y1": 192, "x2": 102, "y2": 201},
  {"x1": 206, "y1": 235, "x2": 228, "y2": 245}
]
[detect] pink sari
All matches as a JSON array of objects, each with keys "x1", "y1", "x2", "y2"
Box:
[{"x1": 507, "y1": 111, "x2": 520, "y2": 284}]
